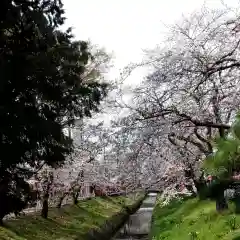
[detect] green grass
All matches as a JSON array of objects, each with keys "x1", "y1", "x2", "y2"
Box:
[
  {"x1": 150, "y1": 197, "x2": 240, "y2": 240},
  {"x1": 0, "y1": 194, "x2": 142, "y2": 240}
]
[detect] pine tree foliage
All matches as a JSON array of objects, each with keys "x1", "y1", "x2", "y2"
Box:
[
  {"x1": 203, "y1": 114, "x2": 240, "y2": 178},
  {"x1": 0, "y1": 0, "x2": 108, "y2": 221}
]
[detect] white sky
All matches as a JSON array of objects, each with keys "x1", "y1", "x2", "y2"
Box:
[
  {"x1": 62, "y1": 0, "x2": 240, "y2": 123},
  {"x1": 62, "y1": 0, "x2": 239, "y2": 82}
]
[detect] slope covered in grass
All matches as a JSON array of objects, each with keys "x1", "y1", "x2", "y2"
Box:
[
  {"x1": 0, "y1": 194, "x2": 143, "y2": 240},
  {"x1": 150, "y1": 197, "x2": 240, "y2": 240}
]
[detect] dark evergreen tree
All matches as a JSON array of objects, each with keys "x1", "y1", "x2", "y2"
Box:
[
  {"x1": 203, "y1": 114, "x2": 240, "y2": 212},
  {"x1": 0, "y1": 0, "x2": 107, "y2": 221}
]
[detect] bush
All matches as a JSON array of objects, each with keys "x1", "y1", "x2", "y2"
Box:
[{"x1": 0, "y1": 175, "x2": 32, "y2": 223}]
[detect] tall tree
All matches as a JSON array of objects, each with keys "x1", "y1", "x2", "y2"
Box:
[
  {"x1": 0, "y1": 0, "x2": 107, "y2": 222},
  {"x1": 112, "y1": 7, "x2": 240, "y2": 194}
]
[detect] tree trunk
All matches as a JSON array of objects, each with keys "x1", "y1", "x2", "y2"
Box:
[
  {"x1": 41, "y1": 195, "x2": 49, "y2": 219},
  {"x1": 57, "y1": 193, "x2": 68, "y2": 208},
  {"x1": 233, "y1": 196, "x2": 240, "y2": 213},
  {"x1": 184, "y1": 166, "x2": 204, "y2": 196},
  {"x1": 193, "y1": 179, "x2": 201, "y2": 193},
  {"x1": 185, "y1": 184, "x2": 197, "y2": 197},
  {"x1": 73, "y1": 196, "x2": 78, "y2": 204},
  {"x1": 72, "y1": 191, "x2": 79, "y2": 205},
  {"x1": 233, "y1": 187, "x2": 240, "y2": 213},
  {"x1": 57, "y1": 196, "x2": 64, "y2": 209},
  {"x1": 216, "y1": 195, "x2": 228, "y2": 212}
]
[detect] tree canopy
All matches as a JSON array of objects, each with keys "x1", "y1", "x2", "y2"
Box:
[
  {"x1": 0, "y1": 0, "x2": 108, "y2": 220},
  {"x1": 203, "y1": 114, "x2": 240, "y2": 178}
]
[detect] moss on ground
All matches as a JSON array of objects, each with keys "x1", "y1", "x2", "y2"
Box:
[
  {"x1": 0, "y1": 193, "x2": 143, "y2": 240},
  {"x1": 150, "y1": 197, "x2": 240, "y2": 240}
]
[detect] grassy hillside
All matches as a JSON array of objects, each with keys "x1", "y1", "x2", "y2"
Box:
[
  {"x1": 0, "y1": 194, "x2": 142, "y2": 240},
  {"x1": 151, "y1": 197, "x2": 240, "y2": 240}
]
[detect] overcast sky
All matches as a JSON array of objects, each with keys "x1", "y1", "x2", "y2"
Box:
[
  {"x1": 62, "y1": 0, "x2": 240, "y2": 82},
  {"x1": 62, "y1": 0, "x2": 240, "y2": 123}
]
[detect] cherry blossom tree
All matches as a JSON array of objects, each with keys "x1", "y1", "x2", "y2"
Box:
[
  {"x1": 104, "y1": 5, "x2": 240, "y2": 195},
  {"x1": 25, "y1": 6, "x2": 240, "y2": 209}
]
